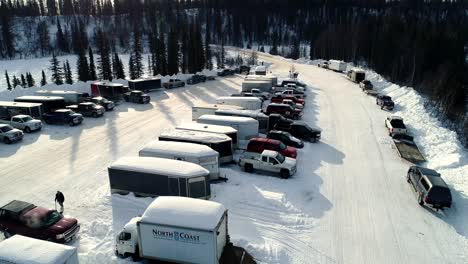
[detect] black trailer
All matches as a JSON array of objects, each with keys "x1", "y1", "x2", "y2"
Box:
[
  {"x1": 0, "y1": 101, "x2": 44, "y2": 119},
  {"x1": 159, "y1": 129, "x2": 234, "y2": 164},
  {"x1": 108, "y1": 157, "x2": 211, "y2": 199},
  {"x1": 128, "y1": 78, "x2": 162, "y2": 92},
  {"x1": 91, "y1": 82, "x2": 128, "y2": 100},
  {"x1": 14, "y1": 96, "x2": 66, "y2": 114}
]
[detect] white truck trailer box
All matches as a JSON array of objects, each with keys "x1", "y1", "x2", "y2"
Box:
[
  {"x1": 216, "y1": 97, "x2": 262, "y2": 110},
  {"x1": 197, "y1": 114, "x2": 259, "y2": 148},
  {"x1": 245, "y1": 74, "x2": 278, "y2": 86},
  {"x1": 215, "y1": 108, "x2": 269, "y2": 133},
  {"x1": 254, "y1": 65, "x2": 267, "y2": 75},
  {"x1": 177, "y1": 122, "x2": 239, "y2": 148},
  {"x1": 35, "y1": 90, "x2": 85, "y2": 104},
  {"x1": 139, "y1": 140, "x2": 220, "y2": 180},
  {"x1": 192, "y1": 104, "x2": 244, "y2": 120},
  {"x1": 241, "y1": 79, "x2": 273, "y2": 92},
  {"x1": 0, "y1": 235, "x2": 79, "y2": 264},
  {"x1": 328, "y1": 60, "x2": 347, "y2": 72},
  {"x1": 116, "y1": 196, "x2": 228, "y2": 264}
]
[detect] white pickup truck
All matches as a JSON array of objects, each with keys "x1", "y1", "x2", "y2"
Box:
[
  {"x1": 239, "y1": 150, "x2": 296, "y2": 179},
  {"x1": 385, "y1": 116, "x2": 408, "y2": 136},
  {"x1": 275, "y1": 89, "x2": 305, "y2": 99},
  {"x1": 273, "y1": 84, "x2": 305, "y2": 93},
  {"x1": 0, "y1": 115, "x2": 42, "y2": 133}
]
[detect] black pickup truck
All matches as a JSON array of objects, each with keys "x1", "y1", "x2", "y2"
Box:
[
  {"x1": 42, "y1": 109, "x2": 83, "y2": 126},
  {"x1": 66, "y1": 102, "x2": 105, "y2": 118},
  {"x1": 376, "y1": 95, "x2": 395, "y2": 110},
  {"x1": 84, "y1": 96, "x2": 115, "y2": 111},
  {"x1": 123, "y1": 90, "x2": 151, "y2": 104},
  {"x1": 268, "y1": 114, "x2": 321, "y2": 142}
]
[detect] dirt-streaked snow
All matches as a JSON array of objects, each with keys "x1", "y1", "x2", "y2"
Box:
[{"x1": 0, "y1": 53, "x2": 467, "y2": 264}]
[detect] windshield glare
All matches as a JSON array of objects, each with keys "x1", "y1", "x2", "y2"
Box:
[
  {"x1": 276, "y1": 153, "x2": 285, "y2": 163},
  {"x1": 23, "y1": 116, "x2": 33, "y2": 122},
  {"x1": 41, "y1": 210, "x2": 63, "y2": 227}
]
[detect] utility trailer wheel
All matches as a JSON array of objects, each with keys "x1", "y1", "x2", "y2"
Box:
[
  {"x1": 280, "y1": 169, "x2": 290, "y2": 179},
  {"x1": 24, "y1": 127, "x2": 31, "y2": 133}
]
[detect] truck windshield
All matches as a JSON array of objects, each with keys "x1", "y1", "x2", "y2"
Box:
[
  {"x1": 0, "y1": 126, "x2": 12, "y2": 132},
  {"x1": 391, "y1": 120, "x2": 406, "y2": 128},
  {"x1": 22, "y1": 116, "x2": 33, "y2": 122},
  {"x1": 41, "y1": 210, "x2": 63, "y2": 227},
  {"x1": 276, "y1": 153, "x2": 285, "y2": 163}
]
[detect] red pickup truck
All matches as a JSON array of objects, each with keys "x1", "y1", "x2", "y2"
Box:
[
  {"x1": 0, "y1": 200, "x2": 80, "y2": 243},
  {"x1": 271, "y1": 95, "x2": 305, "y2": 105}
]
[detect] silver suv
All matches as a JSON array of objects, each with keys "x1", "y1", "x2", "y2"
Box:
[{"x1": 0, "y1": 124, "x2": 24, "y2": 144}]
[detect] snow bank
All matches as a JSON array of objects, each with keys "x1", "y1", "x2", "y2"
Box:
[{"x1": 141, "y1": 196, "x2": 226, "y2": 231}]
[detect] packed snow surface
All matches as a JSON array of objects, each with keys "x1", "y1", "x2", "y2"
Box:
[
  {"x1": 0, "y1": 235, "x2": 77, "y2": 264},
  {"x1": 109, "y1": 157, "x2": 209, "y2": 178},
  {"x1": 139, "y1": 140, "x2": 219, "y2": 158},
  {"x1": 141, "y1": 196, "x2": 226, "y2": 231},
  {"x1": 0, "y1": 50, "x2": 466, "y2": 264}
]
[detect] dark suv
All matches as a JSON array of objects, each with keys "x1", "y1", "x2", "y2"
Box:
[
  {"x1": 42, "y1": 109, "x2": 83, "y2": 126},
  {"x1": 265, "y1": 103, "x2": 302, "y2": 120},
  {"x1": 407, "y1": 166, "x2": 452, "y2": 210},
  {"x1": 376, "y1": 95, "x2": 395, "y2": 110},
  {"x1": 267, "y1": 130, "x2": 304, "y2": 148},
  {"x1": 186, "y1": 74, "x2": 207, "y2": 84}
]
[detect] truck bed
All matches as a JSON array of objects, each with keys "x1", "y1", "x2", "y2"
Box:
[{"x1": 393, "y1": 139, "x2": 426, "y2": 163}]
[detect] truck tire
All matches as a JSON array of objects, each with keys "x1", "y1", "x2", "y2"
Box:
[
  {"x1": 131, "y1": 247, "x2": 141, "y2": 262},
  {"x1": 92, "y1": 112, "x2": 98, "y2": 118},
  {"x1": 24, "y1": 126, "x2": 31, "y2": 133},
  {"x1": 69, "y1": 121, "x2": 75, "y2": 126},
  {"x1": 418, "y1": 194, "x2": 424, "y2": 206},
  {"x1": 292, "y1": 114, "x2": 299, "y2": 120},
  {"x1": 44, "y1": 118, "x2": 51, "y2": 124},
  {"x1": 280, "y1": 169, "x2": 290, "y2": 179},
  {"x1": 3, "y1": 137, "x2": 11, "y2": 144},
  {"x1": 244, "y1": 163, "x2": 253, "y2": 173}
]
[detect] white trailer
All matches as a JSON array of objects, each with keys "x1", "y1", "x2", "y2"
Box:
[
  {"x1": 241, "y1": 79, "x2": 272, "y2": 93},
  {"x1": 215, "y1": 108, "x2": 269, "y2": 133},
  {"x1": 245, "y1": 74, "x2": 278, "y2": 86},
  {"x1": 35, "y1": 90, "x2": 86, "y2": 104},
  {"x1": 254, "y1": 65, "x2": 267, "y2": 75},
  {"x1": 0, "y1": 235, "x2": 79, "y2": 264},
  {"x1": 139, "y1": 140, "x2": 220, "y2": 180},
  {"x1": 216, "y1": 97, "x2": 262, "y2": 110},
  {"x1": 192, "y1": 104, "x2": 244, "y2": 120},
  {"x1": 328, "y1": 60, "x2": 347, "y2": 72},
  {"x1": 177, "y1": 122, "x2": 239, "y2": 148},
  {"x1": 115, "y1": 196, "x2": 228, "y2": 264},
  {"x1": 197, "y1": 114, "x2": 259, "y2": 147}
]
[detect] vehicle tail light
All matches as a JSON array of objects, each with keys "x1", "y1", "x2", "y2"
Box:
[{"x1": 424, "y1": 196, "x2": 429, "y2": 203}]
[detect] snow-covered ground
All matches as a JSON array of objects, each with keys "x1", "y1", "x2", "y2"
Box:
[{"x1": 0, "y1": 53, "x2": 467, "y2": 263}]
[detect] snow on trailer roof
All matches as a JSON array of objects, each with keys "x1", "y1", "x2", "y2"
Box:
[
  {"x1": 217, "y1": 96, "x2": 262, "y2": 102},
  {"x1": 193, "y1": 104, "x2": 244, "y2": 110},
  {"x1": 0, "y1": 101, "x2": 42, "y2": 107},
  {"x1": 139, "y1": 140, "x2": 219, "y2": 158},
  {"x1": 15, "y1": 95, "x2": 65, "y2": 101},
  {"x1": 198, "y1": 114, "x2": 258, "y2": 124},
  {"x1": 160, "y1": 129, "x2": 232, "y2": 143},
  {"x1": 141, "y1": 196, "x2": 226, "y2": 231},
  {"x1": 36, "y1": 90, "x2": 81, "y2": 94},
  {"x1": 254, "y1": 66, "x2": 267, "y2": 72},
  {"x1": 215, "y1": 109, "x2": 266, "y2": 117},
  {"x1": 177, "y1": 122, "x2": 237, "y2": 134},
  {"x1": 93, "y1": 81, "x2": 124, "y2": 87},
  {"x1": 0, "y1": 235, "x2": 77, "y2": 264},
  {"x1": 109, "y1": 157, "x2": 209, "y2": 178}
]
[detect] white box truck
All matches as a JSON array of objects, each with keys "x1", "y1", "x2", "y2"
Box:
[
  {"x1": 177, "y1": 122, "x2": 239, "y2": 148},
  {"x1": 192, "y1": 104, "x2": 244, "y2": 120},
  {"x1": 216, "y1": 97, "x2": 262, "y2": 110},
  {"x1": 197, "y1": 114, "x2": 259, "y2": 143},
  {"x1": 328, "y1": 60, "x2": 347, "y2": 72},
  {"x1": 0, "y1": 235, "x2": 79, "y2": 264},
  {"x1": 115, "y1": 196, "x2": 228, "y2": 264},
  {"x1": 139, "y1": 140, "x2": 220, "y2": 180}
]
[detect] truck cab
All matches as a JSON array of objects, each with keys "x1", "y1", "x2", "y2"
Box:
[
  {"x1": 115, "y1": 216, "x2": 140, "y2": 259},
  {"x1": 239, "y1": 150, "x2": 297, "y2": 178},
  {"x1": 123, "y1": 90, "x2": 151, "y2": 104},
  {"x1": 385, "y1": 116, "x2": 407, "y2": 136},
  {"x1": 66, "y1": 102, "x2": 105, "y2": 118},
  {"x1": 85, "y1": 96, "x2": 115, "y2": 111}
]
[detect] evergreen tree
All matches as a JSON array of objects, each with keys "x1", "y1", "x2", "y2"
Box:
[
  {"x1": 88, "y1": 47, "x2": 97, "y2": 80},
  {"x1": 12, "y1": 76, "x2": 21, "y2": 88},
  {"x1": 77, "y1": 49, "x2": 89, "y2": 82},
  {"x1": 5, "y1": 71, "x2": 12, "y2": 90},
  {"x1": 167, "y1": 28, "x2": 179, "y2": 75},
  {"x1": 205, "y1": 19, "x2": 213, "y2": 70},
  {"x1": 65, "y1": 60, "x2": 73, "y2": 84},
  {"x1": 113, "y1": 52, "x2": 125, "y2": 79},
  {"x1": 158, "y1": 30, "x2": 168, "y2": 76},
  {"x1": 40, "y1": 70, "x2": 47, "y2": 86},
  {"x1": 180, "y1": 26, "x2": 188, "y2": 73},
  {"x1": 20, "y1": 74, "x2": 27, "y2": 87},
  {"x1": 46, "y1": 0, "x2": 57, "y2": 16},
  {"x1": 56, "y1": 18, "x2": 69, "y2": 53},
  {"x1": 309, "y1": 39, "x2": 314, "y2": 60},
  {"x1": 219, "y1": 37, "x2": 225, "y2": 69},
  {"x1": 26, "y1": 72, "x2": 35, "y2": 87},
  {"x1": 49, "y1": 53, "x2": 64, "y2": 85},
  {"x1": 96, "y1": 29, "x2": 112, "y2": 80},
  {"x1": 62, "y1": 0, "x2": 74, "y2": 15},
  {"x1": 1, "y1": 14, "x2": 15, "y2": 58},
  {"x1": 37, "y1": 21, "x2": 50, "y2": 56},
  {"x1": 128, "y1": 55, "x2": 136, "y2": 80},
  {"x1": 38, "y1": 0, "x2": 45, "y2": 16},
  {"x1": 130, "y1": 26, "x2": 144, "y2": 79}
]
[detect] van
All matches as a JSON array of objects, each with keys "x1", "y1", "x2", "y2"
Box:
[
  {"x1": 192, "y1": 104, "x2": 244, "y2": 120},
  {"x1": 197, "y1": 115, "x2": 259, "y2": 144},
  {"x1": 139, "y1": 140, "x2": 220, "y2": 180},
  {"x1": 177, "y1": 122, "x2": 238, "y2": 148},
  {"x1": 216, "y1": 97, "x2": 262, "y2": 110},
  {"x1": 108, "y1": 157, "x2": 211, "y2": 199},
  {"x1": 247, "y1": 137, "x2": 297, "y2": 159}
]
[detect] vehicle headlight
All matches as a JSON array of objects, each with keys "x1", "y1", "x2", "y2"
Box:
[{"x1": 56, "y1": 234, "x2": 65, "y2": 239}]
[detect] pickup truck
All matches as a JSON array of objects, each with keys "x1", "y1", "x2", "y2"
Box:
[
  {"x1": 0, "y1": 124, "x2": 24, "y2": 144},
  {"x1": 42, "y1": 109, "x2": 83, "y2": 126},
  {"x1": 0, "y1": 200, "x2": 80, "y2": 243},
  {"x1": 123, "y1": 90, "x2": 151, "y2": 104},
  {"x1": 268, "y1": 114, "x2": 321, "y2": 142},
  {"x1": 186, "y1": 74, "x2": 207, "y2": 84},
  {"x1": 66, "y1": 102, "x2": 105, "y2": 118},
  {"x1": 376, "y1": 95, "x2": 395, "y2": 110},
  {"x1": 0, "y1": 115, "x2": 42, "y2": 133},
  {"x1": 275, "y1": 89, "x2": 305, "y2": 99},
  {"x1": 84, "y1": 96, "x2": 115, "y2": 111},
  {"x1": 359, "y1": 80, "x2": 374, "y2": 90},
  {"x1": 318, "y1": 61, "x2": 329, "y2": 69},
  {"x1": 385, "y1": 116, "x2": 407, "y2": 136},
  {"x1": 163, "y1": 79, "x2": 185, "y2": 88},
  {"x1": 271, "y1": 94, "x2": 305, "y2": 105},
  {"x1": 242, "y1": 89, "x2": 269, "y2": 100},
  {"x1": 273, "y1": 84, "x2": 305, "y2": 93},
  {"x1": 239, "y1": 150, "x2": 297, "y2": 179}
]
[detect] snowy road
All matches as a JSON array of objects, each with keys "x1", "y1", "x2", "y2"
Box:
[{"x1": 0, "y1": 54, "x2": 467, "y2": 263}]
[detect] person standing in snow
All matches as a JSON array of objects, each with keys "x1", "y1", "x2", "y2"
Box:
[{"x1": 55, "y1": 191, "x2": 65, "y2": 214}]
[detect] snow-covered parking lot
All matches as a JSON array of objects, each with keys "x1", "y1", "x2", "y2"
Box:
[{"x1": 0, "y1": 54, "x2": 467, "y2": 264}]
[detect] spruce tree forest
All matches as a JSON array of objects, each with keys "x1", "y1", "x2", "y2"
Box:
[{"x1": 0, "y1": 0, "x2": 467, "y2": 143}]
